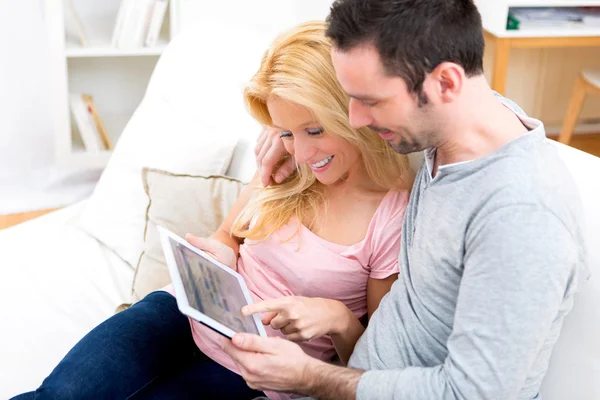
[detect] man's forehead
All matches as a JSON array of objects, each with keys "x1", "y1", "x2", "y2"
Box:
[
  {"x1": 331, "y1": 44, "x2": 391, "y2": 97},
  {"x1": 332, "y1": 43, "x2": 382, "y2": 73}
]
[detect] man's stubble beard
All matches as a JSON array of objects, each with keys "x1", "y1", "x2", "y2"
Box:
[
  {"x1": 387, "y1": 137, "x2": 425, "y2": 155},
  {"x1": 388, "y1": 90, "x2": 438, "y2": 154}
]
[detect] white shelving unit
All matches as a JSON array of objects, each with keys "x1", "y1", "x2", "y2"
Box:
[
  {"x1": 45, "y1": 0, "x2": 181, "y2": 170},
  {"x1": 475, "y1": 0, "x2": 600, "y2": 38},
  {"x1": 65, "y1": 44, "x2": 170, "y2": 58}
]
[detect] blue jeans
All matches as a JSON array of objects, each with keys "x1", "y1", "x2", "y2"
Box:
[{"x1": 12, "y1": 291, "x2": 265, "y2": 400}]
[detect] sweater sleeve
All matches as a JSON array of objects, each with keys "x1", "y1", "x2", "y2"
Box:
[{"x1": 355, "y1": 204, "x2": 579, "y2": 399}]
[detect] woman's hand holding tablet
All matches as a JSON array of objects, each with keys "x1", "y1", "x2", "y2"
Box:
[
  {"x1": 157, "y1": 226, "x2": 267, "y2": 339},
  {"x1": 184, "y1": 234, "x2": 237, "y2": 272}
]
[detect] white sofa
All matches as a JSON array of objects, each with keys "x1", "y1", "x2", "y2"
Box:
[{"x1": 1, "y1": 22, "x2": 598, "y2": 400}]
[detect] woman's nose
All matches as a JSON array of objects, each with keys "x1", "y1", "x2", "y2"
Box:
[{"x1": 293, "y1": 137, "x2": 316, "y2": 164}]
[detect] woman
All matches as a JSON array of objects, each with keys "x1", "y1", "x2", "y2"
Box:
[{"x1": 14, "y1": 21, "x2": 411, "y2": 400}]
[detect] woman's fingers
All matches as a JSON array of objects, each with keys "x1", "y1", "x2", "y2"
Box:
[
  {"x1": 184, "y1": 235, "x2": 235, "y2": 269},
  {"x1": 242, "y1": 297, "x2": 293, "y2": 316},
  {"x1": 261, "y1": 312, "x2": 278, "y2": 326},
  {"x1": 269, "y1": 312, "x2": 291, "y2": 330},
  {"x1": 286, "y1": 331, "x2": 312, "y2": 342},
  {"x1": 280, "y1": 324, "x2": 300, "y2": 336}
]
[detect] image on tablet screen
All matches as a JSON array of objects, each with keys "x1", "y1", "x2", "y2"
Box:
[{"x1": 168, "y1": 238, "x2": 260, "y2": 335}]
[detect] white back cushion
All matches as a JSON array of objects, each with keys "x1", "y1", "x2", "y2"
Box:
[
  {"x1": 78, "y1": 22, "x2": 274, "y2": 266},
  {"x1": 541, "y1": 142, "x2": 600, "y2": 400}
]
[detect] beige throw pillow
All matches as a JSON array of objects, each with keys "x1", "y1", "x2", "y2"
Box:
[{"x1": 130, "y1": 168, "x2": 245, "y2": 303}]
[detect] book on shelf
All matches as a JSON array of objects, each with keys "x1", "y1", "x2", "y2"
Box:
[
  {"x1": 112, "y1": 0, "x2": 169, "y2": 49},
  {"x1": 69, "y1": 94, "x2": 113, "y2": 152},
  {"x1": 82, "y1": 94, "x2": 113, "y2": 151},
  {"x1": 145, "y1": 0, "x2": 169, "y2": 47},
  {"x1": 66, "y1": 0, "x2": 88, "y2": 46}
]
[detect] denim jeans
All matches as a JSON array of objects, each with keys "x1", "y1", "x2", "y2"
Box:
[{"x1": 12, "y1": 291, "x2": 265, "y2": 400}]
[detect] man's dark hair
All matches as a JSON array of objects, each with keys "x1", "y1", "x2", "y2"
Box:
[{"x1": 326, "y1": 0, "x2": 485, "y2": 94}]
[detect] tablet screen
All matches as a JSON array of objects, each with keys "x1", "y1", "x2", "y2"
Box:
[{"x1": 168, "y1": 237, "x2": 262, "y2": 335}]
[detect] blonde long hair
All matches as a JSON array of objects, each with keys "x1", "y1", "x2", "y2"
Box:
[{"x1": 232, "y1": 21, "x2": 410, "y2": 241}]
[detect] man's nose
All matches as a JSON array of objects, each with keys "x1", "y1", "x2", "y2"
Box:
[{"x1": 348, "y1": 98, "x2": 373, "y2": 129}]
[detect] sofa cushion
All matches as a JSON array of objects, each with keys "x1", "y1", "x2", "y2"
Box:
[
  {"x1": 144, "y1": 21, "x2": 274, "y2": 184},
  {"x1": 76, "y1": 21, "x2": 282, "y2": 267},
  {"x1": 77, "y1": 95, "x2": 238, "y2": 268},
  {"x1": 540, "y1": 141, "x2": 600, "y2": 400},
  {"x1": 130, "y1": 168, "x2": 245, "y2": 302}
]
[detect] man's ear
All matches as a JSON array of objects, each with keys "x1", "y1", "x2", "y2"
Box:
[{"x1": 429, "y1": 62, "x2": 464, "y2": 103}]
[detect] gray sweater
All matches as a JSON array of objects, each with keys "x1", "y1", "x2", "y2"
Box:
[{"x1": 348, "y1": 99, "x2": 588, "y2": 399}]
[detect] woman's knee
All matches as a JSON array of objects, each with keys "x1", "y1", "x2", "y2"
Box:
[
  {"x1": 121, "y1": 291, "x2": 190, "y2": 336},
  {"x1": 20, "y1": 291, "x2": 192, "y2": 399}
]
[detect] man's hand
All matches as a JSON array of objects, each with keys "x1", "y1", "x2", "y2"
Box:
[
  {"x1": 185, "y1": 234, "x2": 237, "y2": 271},
  {"x1": 223, "y1": 333, "x2": 363, "y2": 399},
  {"x1": 242, "y1": 296, "x2": 352, "y2": 342},
  {"x1": 222, "y1": 333, "x2": 317, "y2": 393},
  {"x1": 255, "y1": 127, "x2": 295, "y2": 187}
]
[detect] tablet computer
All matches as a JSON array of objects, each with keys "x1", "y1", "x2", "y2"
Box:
[{"x1": 157, "y1": 225, "x2": 267, "y2": 339}]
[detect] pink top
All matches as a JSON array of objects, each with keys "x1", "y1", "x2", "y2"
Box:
[{"x1": 165, "y1": 189, "x2": 408, "y2": 399}]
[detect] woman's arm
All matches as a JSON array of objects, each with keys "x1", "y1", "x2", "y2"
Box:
[
  {"x1": 366, "y1": 273, "x2": 398, "y2": 316},
  {"x1": 241, "y1": 275, "x2": 399, "y2": 365},
  {"x1": 330, "y1": 274, "x2": 398, "y2": 365},
  {"x1": 329, "y1": 305, "x2": 365, "y2": 366},
  {"x1": 209, "y1": 172, "x2": 261, "y2": 257}
]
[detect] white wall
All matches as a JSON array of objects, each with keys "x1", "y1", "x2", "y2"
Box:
[
  {"x1": 13, "y1": 0, "x2": 595, "y2": 212},
  {"x1": 0, "y1": 0, "x2": 54, "y2": 180},
  {"x1": 0, "y1": 0, "x2": 104, "y2": 214},
  {"x1": 179, "y1": 0, "x2": 333, "y2": 38},
  {"x1": 0, "y1": 0, "x2": 334, "y2": 214}
]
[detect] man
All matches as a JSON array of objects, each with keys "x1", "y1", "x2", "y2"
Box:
[{"x1": 220, "y1": 0, "x2": 589, "y2": 399}]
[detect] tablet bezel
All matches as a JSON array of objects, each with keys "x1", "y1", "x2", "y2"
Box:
[{"x1": 157, "y1": 225, "x2": 267, "y2": 339}]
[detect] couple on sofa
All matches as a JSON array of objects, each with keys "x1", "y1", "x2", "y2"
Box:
[{"x1": 15, "y1": 0, "x2": 587, "y2": 399}]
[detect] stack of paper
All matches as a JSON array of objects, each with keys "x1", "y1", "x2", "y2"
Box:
[
  {"x1": 507, "y1": 7, "x2": 586, "y2": 30},
  {"x1": 581, "y1": 7, "x2": 600, "y2": 27}
]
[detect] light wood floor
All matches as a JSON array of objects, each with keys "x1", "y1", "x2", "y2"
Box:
[
  {"x1": 548, "y1": 133, "x2": 600, "y2": 158},
  {"x1": 0, "y1": 208, "x2": 58, "y2": 230}
]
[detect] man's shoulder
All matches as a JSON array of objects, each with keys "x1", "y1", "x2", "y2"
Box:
[
  {"x1": 479, "y1": 156, "x2": 580, "y2": 219},
  {"x1": 464, "y1": 130, "x2": 581, "y2": 229},
  {"x1": 475, "y1": 95, "x2": 579, "y2": 217},
  {"x1": 493, "y1": 92, "x2": 526, "y2": 116}
]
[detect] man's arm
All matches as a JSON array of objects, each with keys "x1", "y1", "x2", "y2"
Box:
[
  {"x1": 222, "y1": 333, "x2": 363, "y2": 399},
  {"x1": 302, "y1": 362, "x2": 363, "y2": 400},
  {"x1": 349, "y1": 204, "x2": 580, "y2": 399},
  {"x1": 225, "y1": 205, "x2": 580, "y2": 400}
]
